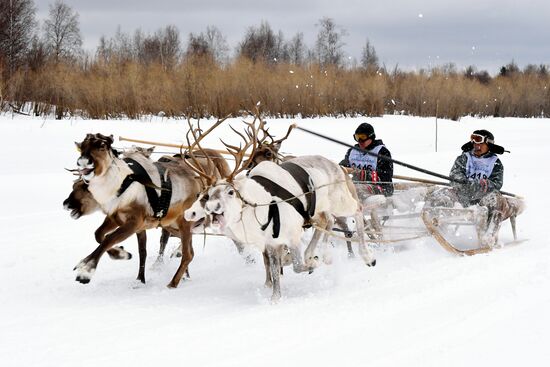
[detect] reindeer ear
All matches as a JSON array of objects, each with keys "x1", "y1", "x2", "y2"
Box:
[
  {"x1": 75, "y1": 142, "x2": 82, "y2": 152},
  {"x1": 107, "y1": 135, "x2": 114, "y2": 145}
]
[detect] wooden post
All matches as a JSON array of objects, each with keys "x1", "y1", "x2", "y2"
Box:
[{"x1": 435, "y1": 99, "x2": 439, "y2": 152}]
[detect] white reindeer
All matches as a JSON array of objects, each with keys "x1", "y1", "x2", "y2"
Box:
[{"x1": 184, "y1": 118, "x2": 376, "y2": 302}]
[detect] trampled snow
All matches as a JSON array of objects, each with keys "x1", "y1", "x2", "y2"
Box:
[{"x1": 0, "y1": 114, "x2": 548, "y2": 366}]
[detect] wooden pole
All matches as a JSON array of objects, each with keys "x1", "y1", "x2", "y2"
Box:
[
  {"x1": 394, "y1": 174, "x2": 449, "y2": 186},
  {"x1": 118, "y1": 136, "x2": 250, "y2": 157}
]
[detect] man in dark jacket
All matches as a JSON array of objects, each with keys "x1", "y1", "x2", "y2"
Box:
[
  {"x1": 426, "y1": 129, "x2": 510, "y2": 247},
  {"x1": 340, "y1": 122, "x2": 394, "y2": 197}
]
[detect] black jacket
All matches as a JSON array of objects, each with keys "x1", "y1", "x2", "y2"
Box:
[{"x1": 340, "y1": 139, "x2": 394, "y2": 196}]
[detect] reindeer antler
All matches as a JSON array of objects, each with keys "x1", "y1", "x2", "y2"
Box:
[
  {"x1": 183, "y1": 115, "x2": 230, "y2": 186},
  {"x1": 221, "y1": 106, "x2": 271, "y2": 181}
]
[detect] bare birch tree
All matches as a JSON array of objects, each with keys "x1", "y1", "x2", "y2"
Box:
[
  {"x1": 43, "y1": 0, "x2": 82, "y2": 63},
  {"x1": 0, "y1": 0, "x2": 36, "y2": 79},
  {"x1": 315, "y1": 17, "x2": 347, "y2": 67}
]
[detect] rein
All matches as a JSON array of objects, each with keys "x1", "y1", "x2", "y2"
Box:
[
  {"x1": 311, "y1": 224, "x2": 428, "y2": 244},
  {"x1": 236, "y1": 179, "x2": 348, "y2": 209}
]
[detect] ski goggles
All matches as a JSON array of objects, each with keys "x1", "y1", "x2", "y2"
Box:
[
  {"x1": 470, "y1": 133, "x2": 494, "y2": 144},
  {"x1": 354, "y1": 133, "x2": 371, "y2": 142}
]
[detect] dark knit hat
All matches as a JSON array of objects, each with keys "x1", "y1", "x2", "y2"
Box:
[
  {"x1": 461, "y1": 129, "x2": 508, "y2": 154},
  {"x1": 354, "y1": 123, "x2": 376, "y2": 140}
]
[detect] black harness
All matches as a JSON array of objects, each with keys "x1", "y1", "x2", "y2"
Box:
[
  {"x1": 118, "y1": 158, "x2": 172, "y2": 218},
  {"x1": 250, "y1": 162, "x2": 316, "y2": 238}
]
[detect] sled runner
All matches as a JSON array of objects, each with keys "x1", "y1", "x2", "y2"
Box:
[
  {"x1": 420, "y1": 200, "x2": 525, "y2": 255},
  {"x1": 420, "y1": 206, "x2": 492, "y2": 255}
]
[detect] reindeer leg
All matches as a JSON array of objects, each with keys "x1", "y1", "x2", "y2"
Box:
[
  {"x1": 303, "y1": 228, "x2": 323, "y2": 273},
  {"x1": 75, "y1": 219, "x2": 142, "y2": 284},
  {"x1": 168, "y1": 219, "x2": 193, "y2": 288},
  {"x1": 267, "y1": 245, "x2": 282, "y2": 303},
  {"x1": 136, "y1": 231, "x2": 147, "y2": 283},
  {"x1": 510, "y1": 216, "x2": 518, "y2": 241},
  {"x1": 263, "y1": 249, "x2": 273, "y2": 288},
  {"x1": 480, "y1": 193, "x2": 508, "y2": 248},
  {"x1": 289, "y1": 246, "x2": 309, "y2": 273},
  {"x1": 334, "y1": 216, "x2": 355, "y2": 258},
  {"x1": 355, "y1": 209, "x2": 376, "y2": 267},
  {"x1": 95, "y1": 216, "x2": 116, "y2": 243},
  {"x1": 320, "y1": 216, "x2": 335, "y2": 265},
  {"x1": 157, "y1": 228, "x2": 170, "y2": 263},
  {"x1": 95, "y1": 216, "x2": 132, "y2": 260},
  {"x1": 235, "y1": 240, "x2": 255, "y2": 264}
]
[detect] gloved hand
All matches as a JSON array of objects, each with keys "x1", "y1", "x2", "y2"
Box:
[
  {"x1": 479, "y1": 179, "x2": 489, "y2": 193},
  {"x1": 467, "y1": 180, "x2": 478, "y2": 192},
  {"x1": 466, "y1": 179, "x2": 488, "y2": 193}
]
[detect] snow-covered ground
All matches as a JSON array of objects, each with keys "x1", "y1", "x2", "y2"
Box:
[{"x1": 0, "y1": 114, "x2": 548, "y2": 367}]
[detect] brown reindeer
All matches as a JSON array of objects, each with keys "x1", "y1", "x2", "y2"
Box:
[
  {"x1": 64, "y1": 146, "x2": 177, "y2": 283},
  {"x1": 246, "y1": 123, "x2": 296, "y2": 169},
  {"x1": 64, "y1": 177, "x2": 181, "y2": 283},
  {"x1": 73, "y1": 126, "x2": 230, "y2": 288}
]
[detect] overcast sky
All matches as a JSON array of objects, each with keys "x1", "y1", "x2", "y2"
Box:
[{"x1": 33, "y1": 0, "x2": 550, "y2": 73}]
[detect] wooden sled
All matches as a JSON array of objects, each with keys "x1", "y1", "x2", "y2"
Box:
[
  {"x1": 421, "y1": 206, "x2": 525, "y2": 256},
  {"x1": 421, "y1": 208, "x2": 491, "y2": 255}
]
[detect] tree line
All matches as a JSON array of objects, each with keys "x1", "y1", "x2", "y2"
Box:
[{"x1": 1, "y1": 0, "x2": 549, "y2": 120}]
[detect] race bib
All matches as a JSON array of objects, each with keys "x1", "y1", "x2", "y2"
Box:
[
  {"x1": 349, "y1": 145, "x2": 384, "y2": 172},
  {"x1": 466, "y1": 153, "x2": 498, "y2": 181}
]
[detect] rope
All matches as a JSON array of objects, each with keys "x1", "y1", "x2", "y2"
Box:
[
  {"x1": 239, "y1": 179, "x2": 348, "y2": 208},
  {"x1": 312, "y1": 224, "x2": 428, "y2": 244},
  {"x1": 189, "y1": 220, "x2": 427, "y2": 244}
]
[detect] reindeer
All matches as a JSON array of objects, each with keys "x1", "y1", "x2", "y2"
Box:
[
  {"x1": 64, "y1": 147, "x2": 158, "y2": 283},
  {"x1": 246, "y1": 123, "x2": 296, "y2": 168},
  {"x1": 72, "y1": 126, "x2": 230, "y2": 287},
  {"x1": 64, "y1": 178, "x2": 185, "y2": 283},
  {"x1": 184, "y1": 117, "x2": 376, "y2": 302},
  {"x1": 246, "y1": 122, "x2": 359, "y2": 259}
]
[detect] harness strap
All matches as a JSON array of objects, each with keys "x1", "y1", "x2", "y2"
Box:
[
  {"x1": 153, "y1": 162, "x2": 172, "y2": 218},
  {"x1": 251, "y1": 176, "x2": 309, "y2": 220},
  {"x1": 118, "y1": 158, "x2": 172, "y2": 218},
  {"x1": 260, "y1": 200, "x2": 281, "y2": 238},
  {"x1": 251, "y1": 174, "x2": 314, "y2": 238},
  {"x1": 280, "y1": 162, "x2": 316, "y2": 218}
]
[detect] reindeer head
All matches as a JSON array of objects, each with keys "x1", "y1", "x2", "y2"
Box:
[
  {"x1": 184, "y1": 190, "x2": 209, "y2": 224},
  {"x1": 201, "y1": 180, "x2": 245, "y2": 231},
  {"x1": 123, "y1": 145, "x2": 155, "y2": 158},
  {"x1": 246, "y1": 123, "x2": 295, "y2": 169},
  {"x1": 75, "y1": 133, "x2": 116, "y2": 182},
  {"x1": 63, "y1": 180, "x2": 100, "y2": 219}
]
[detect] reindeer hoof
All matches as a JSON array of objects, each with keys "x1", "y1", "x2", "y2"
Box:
[
  {"x1": 107, "y1": 246, "x2": 133, "y2": 260},
  {"x1": 367, "y1": 259, "x2": 377, "y2": 267},
  {"x1": 75, "y1": 275, "x2": 91, "y2": 284},
  {"x1": 74, "y1": 259, "x2": 96, "y2": 283},
  {"x1": 270, "y1": 293, "x2": 281, "y2": 304},
  {"x1": 305, "y1": 258, "x2": 319, "y2": 272},
  {"x1": 166, "y1": 281, "x2": 179, "y2": 288}
]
